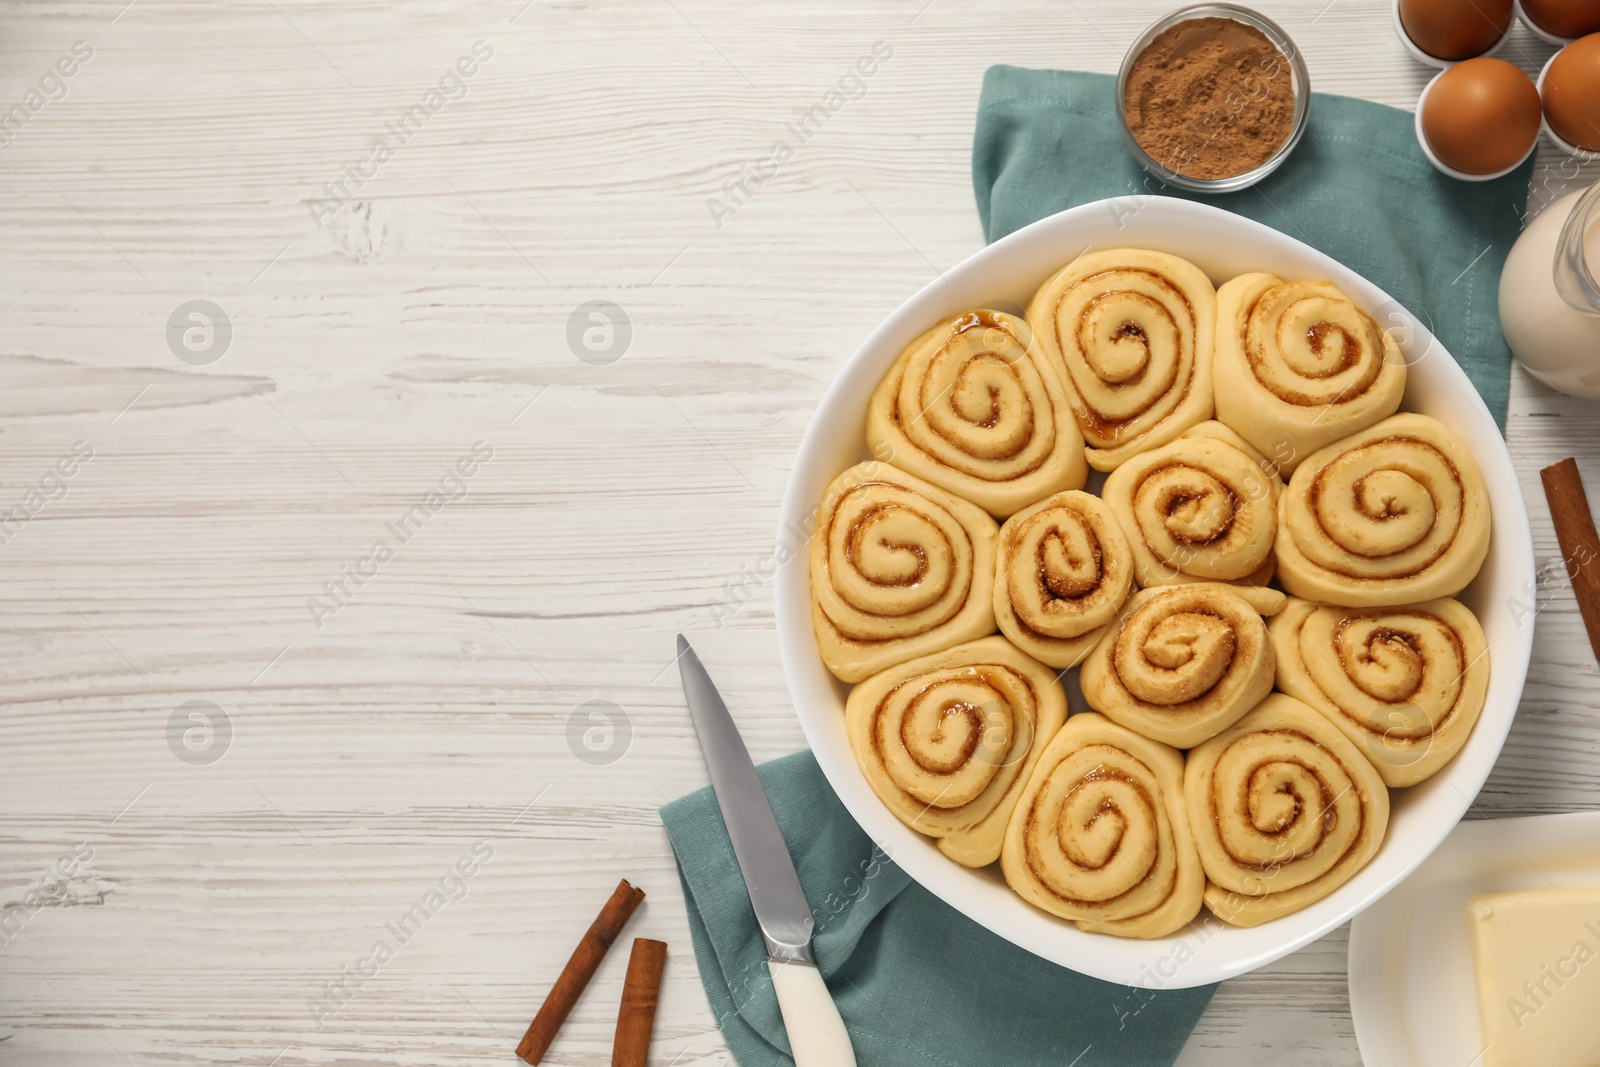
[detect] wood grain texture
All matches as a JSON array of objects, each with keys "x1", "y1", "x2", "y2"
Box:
[{"x1": 0, "y1": 1, "x2": 1597, "y2": 1065}]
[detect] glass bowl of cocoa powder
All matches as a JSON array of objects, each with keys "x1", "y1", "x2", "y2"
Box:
[{"x1": 1116, "y1": 4, "x2": 1310, "y2": 192}]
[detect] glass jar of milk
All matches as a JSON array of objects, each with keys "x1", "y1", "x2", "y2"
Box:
[{"x1": 1500, "y1": 181, "x2": 1600, "y2": 399}]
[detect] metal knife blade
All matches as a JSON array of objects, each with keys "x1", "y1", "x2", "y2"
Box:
[{"x1": 676, "y1": 634, "x2": 815, "y2": 962}]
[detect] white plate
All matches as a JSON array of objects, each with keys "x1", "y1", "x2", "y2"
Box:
[
  {"x1": 1349, "y1": 812, "x2": 1600, "y2": 1066},
  {"x1": 774, "y1": 196, "x2": 1536, "y2": 988}
]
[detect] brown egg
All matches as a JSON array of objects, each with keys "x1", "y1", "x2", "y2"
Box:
[
  {"x1": 1521, "y1": 0, "x2": 1600, "y2": 39},
  {"x1": 1399, "y1": 0, "x2": 1513, "y2": 60},
  {"x1": 1421, "y1": 58, "x2": 1541, "y2": 173},
  {"x1": 1544, "y1": 34, "x2": 1600, "y2": 150}
]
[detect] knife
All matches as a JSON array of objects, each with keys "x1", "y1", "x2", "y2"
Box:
[{"x1": 676, "y1": 635, "x2": 858, "y2": 1067}]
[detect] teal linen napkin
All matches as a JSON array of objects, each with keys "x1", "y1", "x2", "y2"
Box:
[
  {"x1": 662, "y1": 751, "x2": 1215, "y2": 1067},
  {"x1": 974, "y1": 66, "x2": 1534, "y2": 427}
]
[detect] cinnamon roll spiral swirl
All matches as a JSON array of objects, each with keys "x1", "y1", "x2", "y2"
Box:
[
  {"x1": 1027, "y1": 248, "x2": 1217, "y2": 472},
  {"x1": 867, "y1": 310, "x2": 1088, "y2": 518},
  {"x1": 846, "y1": 636, "x2": 1067, "y2": 867},
  {"x1": 993, "y1": 491, "x2": 1134, "y2": 669},
  {"x1": 1102, "y1": 430, "x2": 1281, "y2": 589},
  {"x1": 811, "y1": 461, "x2": 1000, "y2": 682},
  {"x1": 1276, "y1": 413, "x2": 1491, "y2": 607},
  {"x1": 1214, "y1": 273, "x2": 1406, "y2": 474},
  {"x1": 1270, "y1": 597, "x2": 1489, "y2": 787},
  {"x1": 1080, "y1": 583, "x2": 1284, "y2": 749},
  {"x1": 1185, "y1": 694, "x2": 1391, "y2": 927},
  {"x1": 1002, "y1": 712, "x2": 1204, "y2": 938}
]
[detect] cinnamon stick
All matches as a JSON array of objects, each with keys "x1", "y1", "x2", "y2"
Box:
[
  {"x1": 516, "y1": 878, "x2": 646, "y2": 1065},
  {"x1": 1540, "y1": 458, "x2": 1600, "y2": 663},
  {"x1": 611, "y1": 939, "x2": 667, "y2": 1067}
]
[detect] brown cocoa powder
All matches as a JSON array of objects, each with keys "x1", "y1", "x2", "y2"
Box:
[{"x1": 1123, "y1": 16, "x2": 1296, "y2": 180}]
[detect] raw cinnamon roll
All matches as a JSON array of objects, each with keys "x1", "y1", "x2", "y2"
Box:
[
  {"x1": 1080, "y1": 583, "x2": 1283, "y2": 749},
  {"x1": 1185, "y1": 693, "x2": 1390, "y2": 927},
  {"x1": 1270, "y1": 597, "x2": 1489, "y2": 787},
  {"x1": 1214, "y1": 273, "x2": 1405, "y2": 474},
  {"x1": 1276, "y1": 413, "x2": 1491, "y2": 607},
  {"x1": 811, "y1": 461, "x2": 1000, "y2": 682},
  {"x1": 1101, "y1": 429, "x2": 1281, "y2": 589},
  {"x1": 993, "y1": 491, "x2": 1134, "y2": 668},
  {"x1": 866, "y1": 310, "x2": 1088, "y2": 518},
  {"x1": 1027, "y1": 248, "x2": 1217, "y2": 472},
  {"x1": 846, "y1": 636, "x2": 1066, "y2": 867},
  {"x1": 1002, "y1": 712, "x2": 1203, "y2": 938}
]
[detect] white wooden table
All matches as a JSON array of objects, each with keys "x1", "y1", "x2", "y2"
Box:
[{"x1": 3, "y1": 1, "x2": 1598, "y2": 1064}]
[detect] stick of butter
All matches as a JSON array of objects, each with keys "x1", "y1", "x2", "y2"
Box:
[{"x1": 1469, "y1": 886, "x2": 1600, "y2": 1067}]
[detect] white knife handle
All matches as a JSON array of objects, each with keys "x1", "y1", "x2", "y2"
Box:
[{"x1": 767, "y1": 959, "x2": 857, "y2": 1067}]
